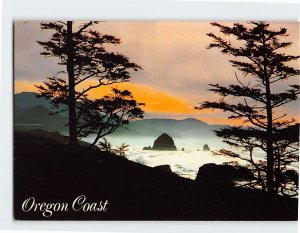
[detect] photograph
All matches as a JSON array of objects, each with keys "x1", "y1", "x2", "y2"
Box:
[{"x1": 13, "y1": 20, "x2": 299, "y2": 220}]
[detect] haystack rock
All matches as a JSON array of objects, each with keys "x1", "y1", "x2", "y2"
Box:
[{"x1": 152, "y1": 133, "x2": 177, "y2": 151}]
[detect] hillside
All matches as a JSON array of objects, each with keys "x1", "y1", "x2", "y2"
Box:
[
  {"x1": 14, "y1": 92, "x2": 67, "y2": 116},
  {"x1": 14, "y1": 92, "x2": 224, "y2": 138},
  {"x1": 14, "y1": 131, "x2": 298, "y2": 220},
  {"x1": 112, "y1": 118, "x2": 223, "y2": 138},
  {"x1": 15, "y1": 92, "x2": 52, "y2": 111},
  {"x1": 14, "y1": 105, "x2": 68, "y2": 133}
]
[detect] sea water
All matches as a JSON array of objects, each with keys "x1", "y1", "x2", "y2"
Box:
[{"x1": 84, "y1": 136, "x2": 298, "y2": 180}]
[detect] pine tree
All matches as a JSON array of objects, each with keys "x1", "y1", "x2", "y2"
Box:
[
  {"x1": 77, "y1": 88, "x2": 144, "y2": 147},
  {"x1": 36, "y1": 21, "x2": 142, "y2": 146},
  {"x1": 197, "y1": 22, "x2": 299, "y2": 195}
]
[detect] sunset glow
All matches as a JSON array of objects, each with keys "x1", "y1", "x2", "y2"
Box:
[{"x1": 14, "y1": 21, "x2": 300, "y2": 125}]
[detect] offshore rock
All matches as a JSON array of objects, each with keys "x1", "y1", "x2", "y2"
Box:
[
  {"x1": 152, "y1": 133, "x2": 177, "y2": 151},
  {"x1": 203, "y1": 144, "x2": 210, "y2": 151}
]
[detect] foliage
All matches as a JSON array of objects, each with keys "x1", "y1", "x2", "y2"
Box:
[
  {"x1": 97, "y1": 138, "x2": 129, "y2": 158},
  {"x1": 35, "y1": 21, "x2": 144, "y2": 145},
  {"x1": 97, "y1": 137, "x2": 112, "y2": 152},
  {"x1": 78, "y1": 88, "x2": 145, "y2": 146},
  {"x1": 197, "y1": 22, "x2": 299, "y2": 196},
  {"x1": 113, "y1": 143, "x2": 129, "y2": 157}
]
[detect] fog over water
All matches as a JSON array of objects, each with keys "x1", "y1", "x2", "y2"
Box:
[{"x1": 83, "y1": 135, "x2": 299, "y2": 180}]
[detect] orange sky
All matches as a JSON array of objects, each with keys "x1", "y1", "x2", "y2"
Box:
[
  {"x1": 14, "y1": 21, "x2": 300, "y2": 125},
  {"x1": 15, "y1": 80, "x2": 207, "y2": 114}
]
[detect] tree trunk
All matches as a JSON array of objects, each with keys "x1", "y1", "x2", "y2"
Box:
[
  {"x1": 67, "y1": 21, "x2": 77, "y2": 146},
  {"x1": 89, "y1": 128, "x2": 105, "y2": 148},
  {"x1": 275, "y1": 155, "x2": 281, "y2": 193},
  {"x1": 264, "y1": 56, "x2": 274, "y2": 195},
  {"x1": 265, "y1": 79, "x2": 274, "y2": 195},
  {"x1": 249, "y1": 146, "x2": 265, "y2": 191},
  {"x1": 90, "y1": 134, "x2": 101, "y2": 148}
]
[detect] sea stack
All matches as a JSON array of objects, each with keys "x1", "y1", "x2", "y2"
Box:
[
  {"x1": 203, "y1": 144, "x2": 210, "y2": 151},
  {"x1": 152, "y1": 133, "x2": 177, "y2": 151}
]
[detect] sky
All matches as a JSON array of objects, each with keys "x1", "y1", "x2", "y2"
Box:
[{"x1": 14, "y1": 21, "x2": 300, "y2": 125}]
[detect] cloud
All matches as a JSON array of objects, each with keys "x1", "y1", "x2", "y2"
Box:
[
  {"x1": 15, "y1": 80, "x2": 39, "y2": 93},
  {"x1": 14, "y1": 21, "x2": 300, "y2": 123},
  {"x1": 15, "y1": 78, "x2": 299, "y2": 126},
  {"x1": 86, "y1": 82, "x2": 201, "y2": 115},
  {"x1": 15, "y1": 80, "x2": 209, "y2": 115}
]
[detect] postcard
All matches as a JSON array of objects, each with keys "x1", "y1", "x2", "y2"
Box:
[{"x1": 13, "y1": 20, "x2": 299, "y2": 220}]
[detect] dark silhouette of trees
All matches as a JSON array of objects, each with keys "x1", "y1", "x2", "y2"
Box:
[
  {"x1": 77, "y1": 88, "x2": 144, "y2": 147},
  {"x1": 35, "y1": 21, "x2": 143, "y2": 146},
  {"x1": 197, "y1": 22, "x2": 299, "y2": 195},
  {"x1": 97, "y1": 137, "x2": 129, "y2": 157},
  {"x1": 98, "y1": 137, "x2": 112, "y2": 152},
  {"x1": 113, "y1": 143, "x2": 130, "y2": 157}
]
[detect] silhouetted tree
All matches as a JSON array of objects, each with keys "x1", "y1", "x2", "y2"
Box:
[
  {"x1": 77, "y1": 88, "x2": 144, "y2": 147},
  {"x1": 212, "y1": 124, "x2": 299, "y2": 196},
  {"x1": 35, "y1": 21, "x2": 142, "y2": 146},
  {"x1": 98, "y1": 137, "x2": 112, "y2": 152},
  {"x1": 113, "y1": 143, "x2": 130, "y2": 157},
  {"x1": 197, "y1": 22, "x2": 299, "y2": 195}
]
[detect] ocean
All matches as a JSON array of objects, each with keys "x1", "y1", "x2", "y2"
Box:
[{"x1": 83, "y1": 136, "x2": 299, "y2": 180}]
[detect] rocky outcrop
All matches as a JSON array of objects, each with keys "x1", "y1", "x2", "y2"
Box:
[
  {"x1": 152, "y1": 133, "x2": 177, "y2": 151},
  {"x1": 203, "y1": 144, "x2": 210, "y2": 151},
  {"x1": 195, "y1": 163, "x2": 254, "y2": 188},
  {"x1": 143, "y1": 146, "x2": 152, "y2": 150},
  {"x1": 153, "y1": 165, "x2": 172, "y2": 174}
]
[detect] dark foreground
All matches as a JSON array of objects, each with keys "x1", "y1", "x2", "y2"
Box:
[{"x1": 14, "y1": 131, "x2": 298, "y2": 220}]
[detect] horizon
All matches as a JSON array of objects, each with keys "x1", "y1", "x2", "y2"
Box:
[
  {"x1": 14, "y1": 21, "x2": 300, "y2": 125},
  {"x1": 15, "y1": 91, "x2": 224, "y2": 125}
]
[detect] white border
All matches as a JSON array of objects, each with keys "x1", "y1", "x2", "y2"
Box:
[
  {"x1": 0, "y1": 0, "x2": 299, "y2": 232},
  {"x1": 6, "y1": 0, "x2": 300, "y2": 21}
]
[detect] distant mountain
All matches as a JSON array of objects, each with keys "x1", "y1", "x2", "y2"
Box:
[
  {"x1": 14, "y1": 92, "x2": 225, "y2": 138},
  {"x1": 14, "y1": 92, "x2": 66, "y2": 116},
  {"x1": 111, "y1": 118, "x2": 223, "y2": 138},
  {"x1": 14, "y1": 105, "x2": 68, "y2": 133},
  {"x1": 15, "y1": 92, "x2": 52, "y2": 112}
]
